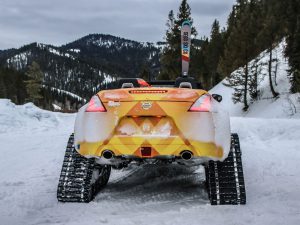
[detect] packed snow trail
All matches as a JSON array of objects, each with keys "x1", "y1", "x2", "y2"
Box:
[{"x1": 1, "y1": 99, "x2": 300, "y2": 225}]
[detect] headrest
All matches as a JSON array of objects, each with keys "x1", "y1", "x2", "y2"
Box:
[
  {"x1": 121, "y1": 83, "x2": 134, "y2": 88},
  {"x1": 179, "y1": 82, "x2": 192, "y2": 89}
]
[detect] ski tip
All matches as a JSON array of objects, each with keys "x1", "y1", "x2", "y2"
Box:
[{"x1": 182, "y1": 20, "x2": 191, "y2": 27}]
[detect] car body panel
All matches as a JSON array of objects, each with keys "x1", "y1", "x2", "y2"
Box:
[{"x1": 74, "y1": 87, "x2": 231, "y2": 163}]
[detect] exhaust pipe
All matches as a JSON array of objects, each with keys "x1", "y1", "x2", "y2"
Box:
[
  {"x1": 102, "y1": 150, "x2": 114, "y2": 160},
  {"x1": 180, "y1": 151, "x2": 193, "y2": 161}
]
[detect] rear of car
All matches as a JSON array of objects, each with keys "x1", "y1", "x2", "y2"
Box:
[
  {"x1": 74, "y1": 87, "x2": 231, "y2": 165},
  {"x1": 57, "y1": 17, "x2": 246, "y2": 204}
]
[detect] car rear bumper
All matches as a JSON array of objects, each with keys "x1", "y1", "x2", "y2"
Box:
[
  {"x1": 77, "y1": 140, "x2": 224, "y2": 159},
  {"x1": 74, "y1": 101, "x2": 231, "y2": 162}
]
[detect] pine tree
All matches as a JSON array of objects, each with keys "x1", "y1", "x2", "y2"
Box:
[
  {"x1": 289, "y1": 16, "x2": 300, "y2": 93},
  {"x1": 0, "y1": 66, "x2": 27, "y2": 104},
  {"x1": 160, "y1": 0, "x2": 197, "y2": 80},
  {"x1": 192, "y1": 37, "x2": 210, "y2": 88},
  {"x1": 159, "y1": 10, "x2": 176, "y2": 80},
  {"x1": 285, "y1": 0, "x2": 300, "y2": 93},
  {"x1": 0, "y1": 77, "x2": 7, "y2": 98},
  {"x1": 217, "y1": 6, "x2": 238, "y2": 77},
  {"x1": 259, "y1": 0, "x2": 281, "y2": 98},
  {"x1": 25, "y1": 61, "x2": 43, "y2": 104},
  {"x1": 139, "y1": 65, "x2": 150, "y2": 81},
  {"x1": 206, "y1": 19, "x2": 224, "y2": 88},
  {"x1": 223, "y1": 0, "x2": 261, "y2": 111},
  {"x1": 248, "y1": 57, "x2": 262, "y2": 101}
]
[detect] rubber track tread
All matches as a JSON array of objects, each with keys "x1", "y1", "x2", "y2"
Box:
[
  {"x1": 205, "y1": 133, "x2": 246, "y2": 205},
  {"x1": 57, "y1": 134, "x2": 111, "y2": 203}
]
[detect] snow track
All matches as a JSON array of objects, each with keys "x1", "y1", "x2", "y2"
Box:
[
  {"x1": 96, "y1": 164, "x2": 207, "y2": 207},
  {"x1": 1, "y1": 100, "x2": 300, "y2": 225}
]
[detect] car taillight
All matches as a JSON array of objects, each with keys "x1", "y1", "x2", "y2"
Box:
[
  {"x1": 189, "y1": 94, "x2": 211, "y2": 112},
  {"x1": 85, "y1": 95, "x2": 106, "y2": 112},
  {"x1": 137, "y1": 79, "x2": 151, "y2": 87}
]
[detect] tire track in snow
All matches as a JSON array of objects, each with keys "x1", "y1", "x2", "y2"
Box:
[{"x1": 94, "y1": 164, "x2": 209, "y2": 212}]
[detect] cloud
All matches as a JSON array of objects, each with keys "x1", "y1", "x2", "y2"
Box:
[{"x1": 0, "y1": 0, "x2": 235, "y2": 49}]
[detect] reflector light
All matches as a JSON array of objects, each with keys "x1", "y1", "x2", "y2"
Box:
[
  {"x1": 137, "y1": 79, "x2": 151, "y2": 87},
  {"x1": 85, "y1": 95, "x2": 106, "y2": 112},
  {"x1": 129, "y1": 90, "x2": 168, "y2": 94},
  {"x1": 141, "y1": 147, "x2": 152, "y2": 157},
  {"x1": 189, "y1": 94, "x2": 211, "y2": 112}
]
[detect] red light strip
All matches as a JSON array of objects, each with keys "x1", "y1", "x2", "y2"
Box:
[{"x1": 129, "y1": 90, "x2": 168, "y2": 94}]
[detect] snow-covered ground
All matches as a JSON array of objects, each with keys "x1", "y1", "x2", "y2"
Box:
[{"x1": 1, "y1": 94, "x2": 300, "y2": 225}]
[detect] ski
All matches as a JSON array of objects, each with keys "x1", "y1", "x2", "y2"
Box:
[{"x1": 181, "y1": 20, "x2": 192, "y2": 76}]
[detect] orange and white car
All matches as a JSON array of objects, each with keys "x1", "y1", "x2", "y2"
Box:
[
  {"x1": 58, "y1": 19, "x2": 245, "y2": 205},
  {"x1": 57, "y1": 78, "x2": 246, "y2": 205},
  {"x1": 74, "y1": 80, "x2": 230, "y2": 164}
]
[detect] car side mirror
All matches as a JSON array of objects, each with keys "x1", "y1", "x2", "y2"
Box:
[{"x1": 212, "y1": 94, "x2": 222, "y2": 102}]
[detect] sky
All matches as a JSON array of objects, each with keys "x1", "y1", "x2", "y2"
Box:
[{"x1": 0, "y1": 0, "x2": 236, "y2": 50}]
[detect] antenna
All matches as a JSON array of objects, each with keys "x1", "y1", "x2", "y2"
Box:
[{"x1": 181, "y1": 20, "x2": 191, "y2": 77}]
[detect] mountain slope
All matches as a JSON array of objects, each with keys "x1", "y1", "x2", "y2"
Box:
[
  {"x1": 210, "y1": 40, "x2": 300, "y2": 118},
  {"x1": 62, "y1": 34, "x2": 161, "y2": 78},
  {"x1": 0, "y1": 42, "x2": 110, "y2": 100},
  {"x1": 0, "y1": 34, "x2": 162, "y2": 100}
]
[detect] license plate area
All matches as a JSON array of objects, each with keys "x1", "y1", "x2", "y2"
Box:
[{"x1": 140, "y1": 147, "x2": 152, "y2": 157}]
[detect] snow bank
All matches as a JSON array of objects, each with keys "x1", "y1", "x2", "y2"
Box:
[
  {"x1": 0, "y1": 99, "x2": 74, "y2": 133},
  {"x1": 210, "y1": 40, "x2": 300, "y2": 118}
]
